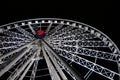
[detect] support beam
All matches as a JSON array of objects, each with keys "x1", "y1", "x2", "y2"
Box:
[
  {"x1": 19, "y1": 47, "x2": 41, "y2": 80},
  {"x1": 54, "y1": 49, "x2": 120, "y2": 80},
  {"x1": 7, "y1": 50, "x2": 37, "y2": 80},
  {"x1": 42, "y1": 46, "x2": 62, "y2": 80},
  {"x1": 43, "y1": 45, "x2": 68, "y2": 80},
  {"x1": 1, "y1": 30, "x2": 30, "y2": 39},
  {"x1": 0, "y1": 40, "x2": 38, "y2": 60},
  {"x1": 15, "y1": 24, "x2": 34, "y2": 39},
  {"x1": 48, "y1": 24, "x2": 63, "y2": 36},
  {"x1": 28, "y1": 24, "x2": 36, "y2": 35},
  {"x1": 0, "y1": 42, "x2": 26, "y2": 50},
  {"x1": 42, "y1": 40, "x2": 83, "y2": 80},
  {"x1": 0, "y1": 43, "x2": 34, "y2": 77},
  {"x1": 50, "y1": 32, "x2": 97, "y2": 41},
  {"x1": 51, "y1": 28, "x2": 81, "y2": 38},
  {"x1": 30, "y1": 48, "x2": 41, "y2": 80},
  {"x1": 0, "y1": 36, "x2": 27, "y2": 42},
  {"x1": 19, "y1": 60, "x2": 34, "y2": 80},
  {"x1": 62, "y1": 40, "x2": 107, "y2": 47},
  {"x1": 45, "y1": 22, "x2": 52, "y2": 33},
  {"x1": 51, "y1": 26, "x2": 74, "y2": 37},
  {"x1": 30, "y1": 60, "x2": 38, "y2": 80},
  {"x1": 50, "y1": 42, "x2": 120, "y2": 62}
]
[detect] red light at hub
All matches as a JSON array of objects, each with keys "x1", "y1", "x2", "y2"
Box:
[
  {"x1": 35, "y1": 30, "x2": 45, "y2": 39},
  {"x1": 37, "y1": 30, "x2": 44, "y2": 35}
]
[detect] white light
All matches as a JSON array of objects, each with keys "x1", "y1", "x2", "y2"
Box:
[
  {"x1": 60, "y1": 21, "x2": 64, "y2": 24},
  {"x1": 85, "y1": 27, "x2": 88, "y2": 31},
  {"x1": 66, "y1": 22, "x2": 70, "y2": 25},
  {"x1": 72, "y1": 23, "x2": 76, "y2": 27},
  {"x1": 96, "y1": 33, "x2": 101, "y2": 37},
  {"x1": 54, "y1": 21, "x2": 57, "y2": 23},
  {"x1": 7, "y1": 26, "x2": 11, "y2": 29},
  {"x1": 103, "y1": 37, "x2": 107, "y2": 41},
  {"x1": 48, "y1": 20, "x2": 52, "y2": 23},
  {"x1": 14, "y1": 24, "x2": 18, "y2": 27},
  {"x1": 113, "y1": 49, "x2": 117, "y2": 53},
  {"x1": 35, "y1": 21, "x2": 38, "y2": 23},
  {"x1": 42, "y1": 20, "x2": 45, "y2": 23},
  {"x1": 108, "y1": 42, "x2": 112, "y2": 46},
  {"x1": 22, "y1": 23, "x2": 25, "y2": 25},
  {"x1": 79, "y1": 25, "x2": 82, "y2": 28},
  {"x1": 28, "y1": 22, "x2": 32, "y2": 24},
  {"x1": 91, "y1": 30, "x2": 94, "y2": 34},
  {"x1": 0, "y1": 28, "x2": 3, "y2": 32}
]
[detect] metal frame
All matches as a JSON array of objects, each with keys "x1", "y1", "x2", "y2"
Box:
[{"x1": 0, "y1": 18, "x2": 120, "y2": 80}]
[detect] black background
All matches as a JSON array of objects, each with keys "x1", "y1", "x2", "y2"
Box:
[{"x1": 0, "y1": 1, "x2": 119, "y2": 80}]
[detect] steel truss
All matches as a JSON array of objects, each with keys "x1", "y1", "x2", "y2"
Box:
[{"x1": 0, "y1": 18, "x2": 120, "y2": 80}]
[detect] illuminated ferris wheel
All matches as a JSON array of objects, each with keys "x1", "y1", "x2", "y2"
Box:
[{"x1": 0, "y1": 18, "x2": 120, "y2": 80}]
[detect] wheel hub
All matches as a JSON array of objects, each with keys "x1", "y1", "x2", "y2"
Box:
[{"x1": 35, "y1": 29, "x2": 45, "y2": 39}]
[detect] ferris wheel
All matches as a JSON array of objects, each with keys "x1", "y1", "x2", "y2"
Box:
[{"x1": 0, "y1": 18, "x2": 120, "y2": 80}]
